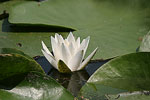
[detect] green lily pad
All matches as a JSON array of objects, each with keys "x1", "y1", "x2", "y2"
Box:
[
  {"x1": 0, "y1": 32, "x2": 57, "y2": 57},
  {"x1": 0, "y1": 0, "x2": 69, "y2": 58},
  {"x1": 0, "y1": 18, "x2": 68, "y2": 57},
  {"x1": 0, "y1": 54, "x2": 44, "y2": 82},
  {"x1": 8, "y1": 0, "x2": 150, "y2": 59},
  {"x1": 0, "y1": 0, "x2": 27, "y2": 15},
  {"x1": 79, "y1": 52, "x2": 150, "y2": 100},
  {"x1": 0, "y1": 71, "x2": 74, "y2": 100}
]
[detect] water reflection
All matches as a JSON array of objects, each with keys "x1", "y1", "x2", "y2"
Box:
[
  {"x1": 35, "y1": 56, "x2": 109, "y2": 96},
  {"x1": 85, "y1": 60, "x2": 110, "y2": 76},
  {"x1": 67, "y1": 71, "x2": 89, "y2": 96},
  {"x1": 49, "y1": 68, "x2": 71, "y2": 89},
  {"x1": 48, "y1": 69, "x2": 89, "y2": 96}
]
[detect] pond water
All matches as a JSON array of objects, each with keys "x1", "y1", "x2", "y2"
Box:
[{"x1": 35, "y1": 56, "x2": 109, "y2": 96}]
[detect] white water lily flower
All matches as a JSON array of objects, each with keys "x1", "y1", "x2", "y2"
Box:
[{"x1": 41, "y1": 32, "x2": 98, "y2": 73}]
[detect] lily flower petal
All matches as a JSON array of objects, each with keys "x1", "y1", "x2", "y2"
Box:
[
  {"x1": 56, "y1": 33, "x2": 64, "y2": 44},
  {"x1": 41, "y1": 41, "x2": 53, "y2": 56},
  {"x1": 51, "y1": 36, "x2": 61, "y2": 61},
  {"x1": 68, "y1": 42, "x2": 75, "y2": 56},
  {"x1": 78, "y1": 36, "x2": 90, "y2": 60},
  {"x1": 55, "y1": 33, "x2": 59, "y2": 43},
  {"x1": 61, "y1": 43, "x2": 71, "y2": 65},
  {"x1": 42, "y1": 32, "x2": 98, "y2": 73},
  {"x1": 51, "y1": 36, "x2": 56, "y2": 52},
  {"x1": 64, "y1": 39, "x2": 69, "y2": 46},
  {"x1": 80, "y1": 36, "x2": 90, "y2": 55},
  {"x1": 77, "y1": 47, "x2": 98, "y2": 71},
  {"x1": 76, "y1": 37, "x2": 80, "y2": 48},
  {"x1": 67, "y1": 32, "x2": 75, "y2": 43},
  {"x1": 83, "y1": 36, "x2": 90, "y2": 54},
  {"x1": 59, "y1": 34, "x2": 64, "y2": 43},
  {"x1": 68, "y1": 50, "x2": 84, "y2": 71},
  {"x1": 41, "y1": 49, "x2": 57, "y2": 69}
]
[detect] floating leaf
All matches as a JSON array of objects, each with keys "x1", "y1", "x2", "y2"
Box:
[
  {"x1": 0, "y1": 72, "x2": 74, "y2": 100},
  {"x1": 8, "y1": 0, "x2": 150, "y2": 59},
  {"x1": 0, "y1": 19, "x2": 68, "y2": 57},
  {"x1": 79, "y1": 52, "x2": 150, "y2": 100},
  {"x1": 0, "y1": 54, "x2": 44, "y2": 83}
]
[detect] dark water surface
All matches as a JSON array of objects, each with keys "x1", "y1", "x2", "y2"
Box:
[{"x1": 35, "y1": 56, "x2": 109, "y2": 96}]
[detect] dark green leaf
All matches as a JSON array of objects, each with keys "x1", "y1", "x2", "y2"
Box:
[
  {"x1": 0, "y1": 72, "x2": 74, "y2": 100},
  {"x1": 79, "y1": 52, "x2": 150, "y2": 100},
  {"x1": 0, "y1": 54, "x2": 44, "y2": 84}
]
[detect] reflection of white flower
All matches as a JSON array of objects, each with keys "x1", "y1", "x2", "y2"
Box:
[{"x1": 41, "y1": 32, "x2": 98, "y2": 73}]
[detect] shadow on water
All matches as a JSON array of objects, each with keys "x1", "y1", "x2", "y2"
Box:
[
  {"x1": 0, "y1": 0, "x2": 48, "y2": 3},
  {"x1": 0, "y1": 0, "x2": 9, "y2": 3},
  {"x1": 35, "y1": 56, "x2": 110, "y2": 96},
  {"x1": 2, "y1": 18, "x2": 75, "y2": 32}
]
